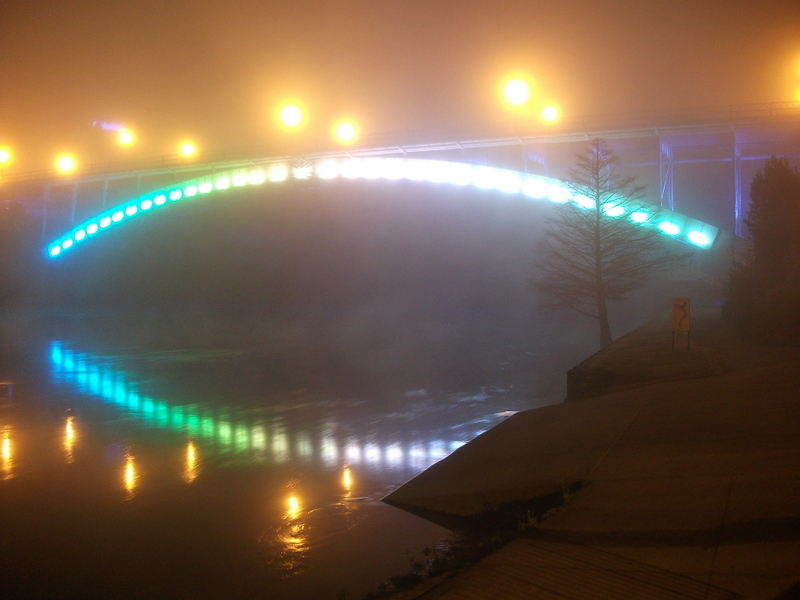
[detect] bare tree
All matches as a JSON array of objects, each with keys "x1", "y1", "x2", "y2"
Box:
[{"x1": 530, "y1": 138, "x2": 688, "y2": 347}]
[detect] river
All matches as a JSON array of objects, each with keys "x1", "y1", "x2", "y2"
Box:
[{"x1": 0, "y1": 308, "x2": 589, "y2": 599}]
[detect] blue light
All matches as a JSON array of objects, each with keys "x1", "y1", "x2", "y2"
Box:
[
  {"x1": 688, "y1": 230, "x2": 711, "y2": 247},
  {"x1": 42, "y1": 159, "x2": 721, "y2": 258},
  {"x1": 658, "y1": 221, "x2": 680, "y2": 235}
]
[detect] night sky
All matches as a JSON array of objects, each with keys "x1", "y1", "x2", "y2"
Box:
[{"x1": 2, "y1": 0, "x2": 799, "y2": 173}]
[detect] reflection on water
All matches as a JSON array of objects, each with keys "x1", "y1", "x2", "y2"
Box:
[
  {"x1": 124, "y1": 452, "x2": 137, "y2": 498},
  {"x1": 342, "y1": 467, "x2": 352, "y2": 495},
  {"x1": 64, "y1": 417, "x2": 76, "y2": 463},
  {"x1": 279, "y1": 494, "x2": 308, "y2": 574},
  {"x1": 184, "y1": 441, "x2": 199, "y2": 483},
  {"x1": 1, "y1": 427, "x2": 12, "y2": 480},
  {"x1": 49, "y1": 341, "x2": 468, "y2": 473},
  {"x1": 13, "y1": 337, "x2": 521, "y2": 597}
]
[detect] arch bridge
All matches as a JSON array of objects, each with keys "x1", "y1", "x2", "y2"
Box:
[{"x1": 3, "y1": 102, "x2": 799, "y2": 259}]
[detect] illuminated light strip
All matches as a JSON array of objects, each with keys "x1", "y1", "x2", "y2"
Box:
[
  {"x1": 44, "y1": 159, "x2": 720, "y2": 258},
  {"x1": 48, "y1": 341, "x2": 464, "y2": 471}
]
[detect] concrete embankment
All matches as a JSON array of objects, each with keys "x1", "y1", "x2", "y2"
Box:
[{"x1": 383, "y1": 307, "x2": 800, "y2": 599}]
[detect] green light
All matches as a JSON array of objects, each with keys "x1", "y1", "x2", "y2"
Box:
[
  {"x1": 218, "y1": 421, "x2": 232, "y2": 446},
  {"x1": 658, "y1": 221, "x2": 680, "y2": 235}
]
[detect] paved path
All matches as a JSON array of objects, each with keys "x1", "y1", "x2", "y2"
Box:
[{"x1": 385, "y1": 309, "x2": 800, "y2": 599}]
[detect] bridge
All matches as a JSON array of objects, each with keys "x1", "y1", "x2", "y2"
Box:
[{"x1": 2, "y1": 101, "x2": 799, "y2": 259}]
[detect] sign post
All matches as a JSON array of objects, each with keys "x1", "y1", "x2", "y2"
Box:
[{"x1": 672, "y1": 297, "x2": 691, "y2": 351}]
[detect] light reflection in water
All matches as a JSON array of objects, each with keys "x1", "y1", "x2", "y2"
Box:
[
  {"x1": 49, "y1": 341, "x2": 481, "y2": 474},
  {"x1": 183, "y1": 441, "x2": 199, "y2": 483},
  {"x1": 64, "y1": 417, "x2": 76, "y2": 463},
  {"x1": 2, "y1": 428, "x2": 13, "y2": 480},
  {"x1": 342, "y1": 466, "x2": 352, "y2": 495},
  {"x1": 124, "y1": 453, "x2": 137, "y2": 498},
  {"x1": 278, "y1": 494, "x2": 308, "y2": 572}
]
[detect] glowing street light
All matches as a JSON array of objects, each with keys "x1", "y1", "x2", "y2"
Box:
[
  {"x1": 278, "y1": 104, "x2": 304, "y2": 129},
  {"x1": 117, "y1": 130, "x2": 135, "y2": 147},
  {"x1": 55, "y1": 153, "x2": 77, "y2": 175},
  {"x1": 179, "y1": 141, "x2": 197, "y2": 158},
  {"x1": 503, "y1": 77, "x2": 532, "y2": 107},
  {"x1": 0, "y1": 147, "x2": 12, "y2": 165},
  {"x1": 333, "y1": 119, "x2": 358, "y2": 144},
  {"x1": 541, "y1": 104, "x2": 561, "y2": 123}
]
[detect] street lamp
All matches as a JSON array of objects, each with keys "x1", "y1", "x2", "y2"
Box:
[
  {"x1": 179, "y1": 141, "x2": 197, "y2": 158},
  {"x1": 540, "y1": 104, "x2": 561, "y2": 123},
  {"x1": 333, "y1": 119, "x2": 358, "y2": 144},
  {"x1": 278, "y1": 103, "x2": 305, "y2": 129},
  {"x1": 0, "y1": 147, "x2": 11, "y2": 181},
  {"x1": 54, "y1": 153, "x2": 77, "y2": 175},
  {"x1": 117, "y1": 130, "x2": 135, "y2": 147},
  {"x1": 503, "y1": 78, "x2": 532, "y2": 107}
]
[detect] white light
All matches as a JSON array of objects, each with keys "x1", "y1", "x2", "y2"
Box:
[
  {"x1": 249, "y1": 170, "x2": 266, "y2": 184},
  {"x1": 548, "y1": 185, "x2": 571, "y2": 203},
  {"x1": 472, "y1": 166, "x2": 499, "y2": 190},
  {"x1": 125, "y1": 206, "x2": 137, "y2": 216},
  {"x1": 74, "y1": 229, "x2": 86, "y2": 241},
  {"x1": 198, "y1": 182, "x2": 213, "y2": 194},
  {"x1": 497, "y1": 170, "x2": 522, "y2": 194},
  {"x1": 293, "y1": 165, "x2": 312, "y2": 180},
  {"x1": 154, "y1": 194, "x2": 167, "y2": 205},
  {"x1": 341, "y1": 158, "x2": 362, "y2": 179},
  {"x1": 112, "y1": 211, "x2": 124, "y2": 222},
  {"x1": 658, "y1": 221, "x2": 681, "y2": 235},
  {"x1": 359, "y1": 158, "x2": 383, "y2": 179},
  {"x1": 630, "y1": 211, "x2": 648, "y2": 223},
  {"x1": 269, "y1": 164, "x2": 288, "y2": 182},
  {"x1": 688, "y1": 230, "x2": 710, "y2": 246},
  {"x1": 62, "y1": 239, "x2": 73, "y2": 249},
  {"x1": 380, "y1": 158, "x2": 406, "y2": 180},
  {"x1": 445, "y1": 162, "x2": 472, "y2": 185},
  {"x1": 215, "y1": 177, "x2": 230, "y2": 190},
  {"x1": 140, "y1": 200, "x2": 153, "y2": 210},
  {"x1": 522, "y1": 177, "x2": 549, "y2": 199},
  {"x1": 100, "y1": 217, "x2": 112, "y2": 228},
  {"x1": 232, "y1": 173, "x2": 248, "y2": 186},
  {"x1": 573, "y1": 193, "x2": 595, "y2": 209},
  {"x1": 603, "y1": 204, "x2": 625, "y2": 217},
  {"x1": 316, "y1": 159, "x2": 340, "y2": 179},
  {"x1": 87, "y1": 223, "x2": 99, "y2": 234},
  {"x1": 184, "y1": 184, "x2": 198, "y2": 197},
  {"x1": 50, "y1": 246, "x2": 61, "y2": 257}
]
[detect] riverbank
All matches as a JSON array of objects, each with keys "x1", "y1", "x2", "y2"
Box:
[{"x1": 382, "y1": 306, "x2": 800, "y2": 599}]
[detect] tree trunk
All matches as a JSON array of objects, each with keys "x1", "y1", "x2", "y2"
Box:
[{"x1": 597, "y1": 296, "x2": 613, "y2": 347}]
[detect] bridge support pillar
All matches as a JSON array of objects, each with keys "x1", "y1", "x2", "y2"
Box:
[
  {"x1": 733, "y1": 140, "x2": 743, "y2": 236},
  {"x1": 102, "y1": 178, "x2": 109, "y2": 208},
  {"x1": 41, "y1": 185, "x2": 50, "y2": 243},
  {"x1": 70, "y1": 182, "x2": 78, "y2": 224},
  {"x1": 659, "y1": 139, "x2": 674, "y2": 211}
]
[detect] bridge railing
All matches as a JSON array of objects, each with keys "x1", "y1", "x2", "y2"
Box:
[{"x1": 2, "y1": 101, "x2": 799, "y2": 186}]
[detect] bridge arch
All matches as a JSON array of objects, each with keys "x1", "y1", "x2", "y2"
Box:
[{"x1": 45, "y1": 157, "x2": 719, "y2": 259}]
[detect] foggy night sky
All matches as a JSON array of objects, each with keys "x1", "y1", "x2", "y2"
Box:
[{"x1": 1, "y1": 0, "x2": 799, "y2": 173}]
